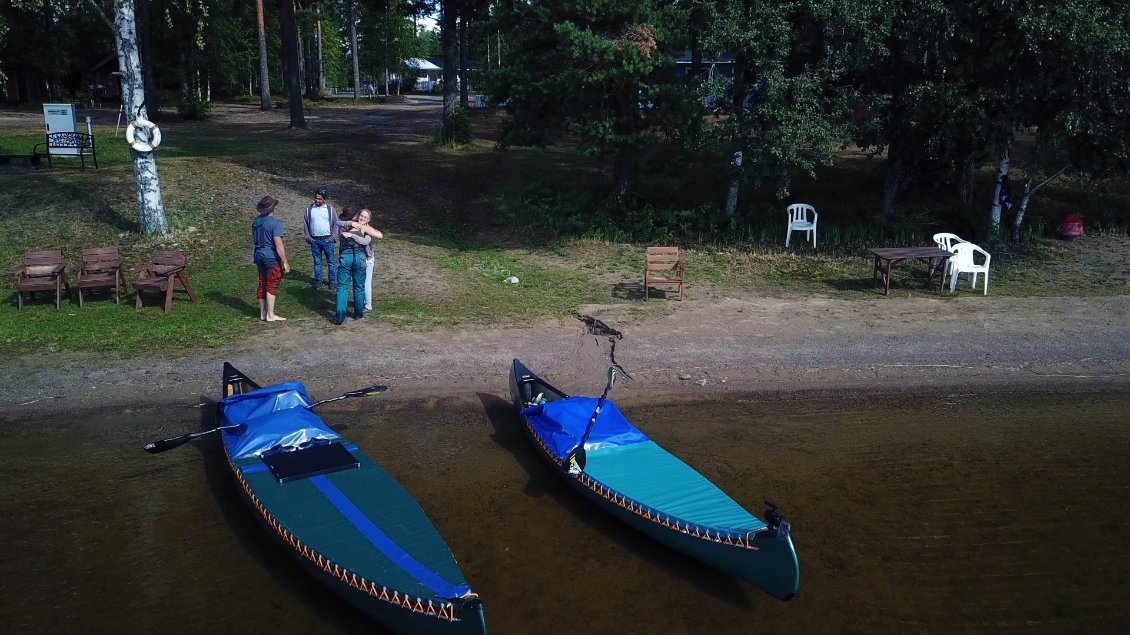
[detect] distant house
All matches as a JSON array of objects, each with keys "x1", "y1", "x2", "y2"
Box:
[{"x1": 403, "y1": 58, "x2": 441, "y2": 92}]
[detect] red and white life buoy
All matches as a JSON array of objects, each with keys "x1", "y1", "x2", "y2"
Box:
[{"x1": 125, "y1": 116, "x2": 162, "y2": 152}]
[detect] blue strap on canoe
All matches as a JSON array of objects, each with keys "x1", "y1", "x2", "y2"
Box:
[{"x1": 309, "y1": 475, "x2": 471, "y2": 600}]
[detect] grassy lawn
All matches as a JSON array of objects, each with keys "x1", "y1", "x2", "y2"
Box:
[{"x1": 0, "y1": 103, "x2": 1126, "y2": 356}]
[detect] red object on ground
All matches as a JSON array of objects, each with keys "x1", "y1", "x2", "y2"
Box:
[{"x1": 1057, "y1": 214, "x2": 1084, "y2": 239}]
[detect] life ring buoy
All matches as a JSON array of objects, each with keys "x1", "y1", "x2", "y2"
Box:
[{"x1": 126, "y1": 117, "x2": 162, "y2": 152}]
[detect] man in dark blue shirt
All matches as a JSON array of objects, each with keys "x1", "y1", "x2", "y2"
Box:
[{"x1": 253, "y1": 195, "x2": 290, "y2": 321}]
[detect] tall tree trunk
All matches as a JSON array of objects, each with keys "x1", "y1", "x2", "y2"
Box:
[
  {"x1": 458, "y1": 9, "x2": 469, "y2": 109},
  {"x1": 958, "y1": 153, "x2": 975, "y2": 215},
  {"x1": 881, "y1": 155, "x2": 903, "y2": 218},
  {"x1": 440, "y1": 3, "x2": 458, "y2": 138},
  {"x1": 989, "y1": 149, "x2": 1009, "y2": 237},
  {"x1": 724, "y1": 150, "x2": 743, "y2": 216},
  {"x1": 724, "y1": 44, "x2": 750, "y2": 216},
  {"x1": 112, "y1": 0, "x2": 168, "y2": 235},
  {"x1": 315, "y1": 3, "x2": 325, "y2": 95},
  {"x1": 256, "y1": 0, "x2": 271, "y2": 110},
  {"x1": 280, "y1": 0, "x2": 306, "y2": 128},
  {"x1": 1011, "y1": 167, "x2": 1067, "y2": 242},
  {"x1": 348, "y1": 0, "x2": 360, "y2": 99}
]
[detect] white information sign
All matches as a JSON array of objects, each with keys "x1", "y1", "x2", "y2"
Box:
[{"x1": 43, "y1": 103, "x2": 80, "y2": 156}]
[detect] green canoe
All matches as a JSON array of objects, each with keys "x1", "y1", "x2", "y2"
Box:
[
  {"x1": 509, "y1": 358, "x2": 799, "y2": 600},
  {"x1": 218, "y1": 362, "x2": 487, "y2": 634}
]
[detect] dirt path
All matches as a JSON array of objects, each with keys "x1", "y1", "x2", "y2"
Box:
[{"x1": 4, "y1": 292, "x2": 1128, "y2": 417}]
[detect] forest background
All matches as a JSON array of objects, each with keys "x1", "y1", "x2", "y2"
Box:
[{"x1": 0, "y1": 0, "x2": 1128, "y2": 355}]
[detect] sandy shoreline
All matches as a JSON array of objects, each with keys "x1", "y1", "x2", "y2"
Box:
[{"x1": 3, "y1": 293, "x2": 1127, "y2": 417}]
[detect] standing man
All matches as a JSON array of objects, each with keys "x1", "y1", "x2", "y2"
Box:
[
  {"x1": 303, "y1": 186, "x2": 339, "y2": 289},
  {"x1": 253, "y1": 195, "x2": 290, "y2": 322}
]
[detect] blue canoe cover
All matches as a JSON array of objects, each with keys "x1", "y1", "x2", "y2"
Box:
[
  {"x1": 520, "y1": 397, "x2": 648, "y2": 461},
  {"x1": 219, "y1": 382, "x2": 342, "y2": 460}
]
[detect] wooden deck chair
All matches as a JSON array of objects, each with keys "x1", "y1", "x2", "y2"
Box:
[
  {"x1": 132, "y1": 250, "x2": 197, "y2": 313},
  {"x1": 644, "y1": 246, "x2": 685, "y2": 300},
  {"x1": 76, "y1": 246, "x2": 124, "y2": 307},
  {"x1": 12, "y1": 250, "x2": 69, "y2": 311}
]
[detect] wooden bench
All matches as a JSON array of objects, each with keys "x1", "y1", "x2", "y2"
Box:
[
  {"x1": 33, "y1": 131, "x2": 98, "y2": 170},
  {"x1": 132, "y1": 251, "x2": 197, "y2": 313},
  {"x1": 644, "y1": 246, "x2": 685, "y2": 300}
]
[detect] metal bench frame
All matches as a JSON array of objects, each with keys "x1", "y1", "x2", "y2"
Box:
[{"x1": 33, "y1": 131, "x2": 99, "y2": 170}]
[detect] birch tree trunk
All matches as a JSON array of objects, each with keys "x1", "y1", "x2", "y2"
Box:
[
  {"x1": 989, "y1": 150, "x2": 1009, "y2": 237},
  {"x1": 256, "y1": 0, "x2": 271, "y2": 110},
  {"x1": 348, "y1": 0, "x2": 360, "y2": 99},
  {"x1": 113, "y1": 0, "x2": 168, "y2": 236},
  {"x1": 1011, "y1": 167, "x2": 1067, "y2": 242}
]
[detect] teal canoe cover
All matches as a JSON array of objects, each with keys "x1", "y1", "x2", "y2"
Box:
[
  {"x1": 220, "y1": 381, "x2": 342, "y2": 460},
  {"x1": 521, "y1": 397, "x2": 648, "y2": 460},
  {"x1": 585, "y1": 441, "x2": 766, "y2": 533}
]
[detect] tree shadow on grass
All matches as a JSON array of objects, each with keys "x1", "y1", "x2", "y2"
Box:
[
  {"x1": 611, "y1": 281, "x2": 645, "y2": 300},
  {"x1": 824, "y1": 277, "x2": 881, "y2": 293},
  {"x1": 204, "y1": 290, "x2": 259, "y2": 318}
]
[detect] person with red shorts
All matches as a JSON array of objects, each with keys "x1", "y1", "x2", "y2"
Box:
[{"x1": 252, "y1": 195, "x2": 290, "y2": 321}]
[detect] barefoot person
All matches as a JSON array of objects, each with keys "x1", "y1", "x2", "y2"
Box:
[{"x1": 253, "y1": 195, "x2": 290, "y2": 321}]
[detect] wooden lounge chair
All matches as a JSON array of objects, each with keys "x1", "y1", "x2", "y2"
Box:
[
  {"x1": 644, "y1": 246, "x2": 685, "y2": 300},
  {"x1": 132, "y1": 250, "x2": 197, "y2": 313},
  {"x1": 12, "y1": 250, "x2": 69, "y2": 311},
  {"x1": 76, "y1": 246, "x2": 124, "y2": 307}
]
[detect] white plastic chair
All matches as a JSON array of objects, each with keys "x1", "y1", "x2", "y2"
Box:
[
  {"x1": 932, "y1": 232, "x2": 966, "y2": 285},
  {"x1": 948, "y1": 242, "x2": 991, "y2": 295},
  {"x1": 785, "y1": 204, "x2": 818, "y2": 248}
]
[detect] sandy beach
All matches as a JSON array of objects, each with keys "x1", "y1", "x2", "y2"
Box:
[{"x1": 3, "y1": 292, "x2": 1127, "y2": 417}]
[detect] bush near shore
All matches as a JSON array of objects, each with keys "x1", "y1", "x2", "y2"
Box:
[{"x1": 0, "y1": 104, "x2": 1126, "y2": 356}]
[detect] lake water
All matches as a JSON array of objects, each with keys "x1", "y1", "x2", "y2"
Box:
[{"x1": 1, "y1": 384, "x2": 1127, "y2": 634}]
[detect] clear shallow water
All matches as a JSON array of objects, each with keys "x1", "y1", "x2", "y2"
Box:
[{"x1": 1, "y1": 385, "x2": 1127, "y2": 634}]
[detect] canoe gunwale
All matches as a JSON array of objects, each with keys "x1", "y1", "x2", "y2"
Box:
[
  {"x1": 510, "y1": 359, "x2": 772, "y2": 547},
  {"x1": 223, "y1": 450, "x2": 476, "y2": 625},
  {"x1": 219, "y1": 362, "x2": 485, "y2": 632},
  {"x1": 509, "y1": 358, "x2": 799, "y2": 599}
]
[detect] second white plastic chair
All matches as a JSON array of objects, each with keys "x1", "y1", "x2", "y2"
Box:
[
  {"x1": 948, "y1": 242, "x2": 992, "y2": 295},
  {"x1": 785, "y1": 204, "x2": 818, "y2": 248},
  {"x1": 932, "y1": 232, "x2": 966, "y2": 285}
]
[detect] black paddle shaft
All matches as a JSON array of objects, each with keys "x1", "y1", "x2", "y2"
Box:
[
  {"x1": 142, "y1": 384, "x2": 390, "y2": 454},
  {"x1": 567, "y1": 367, "x2": 617, "y2": 472}
]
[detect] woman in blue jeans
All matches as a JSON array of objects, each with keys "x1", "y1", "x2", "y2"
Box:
[{"x1": 333, "y1": 207, "x2": 371, "y2": 324}]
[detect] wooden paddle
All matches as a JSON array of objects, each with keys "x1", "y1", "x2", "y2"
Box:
[
  {"x1": 565, "y1": 367, "x2": 617, "y2": 474},
  {"x1": 142, "y1": 383, "x2": 390, "y2": 454}
]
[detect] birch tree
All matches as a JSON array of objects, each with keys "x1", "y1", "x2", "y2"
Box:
[{"x1": 113, "y1": 0, "x2": 168, "y2": 235}]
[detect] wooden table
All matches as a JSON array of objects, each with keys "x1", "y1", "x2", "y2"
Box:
[{"x1": 869, "y1": 247, "x2": 953, "y2": 295}]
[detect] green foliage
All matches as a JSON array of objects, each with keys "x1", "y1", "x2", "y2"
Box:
[
  {"x1": 434, "y1": 107, "x2": 473, "y2": 146},
  {"x1": 487, "y1": 1, "x2": 697, "y2": 201}
]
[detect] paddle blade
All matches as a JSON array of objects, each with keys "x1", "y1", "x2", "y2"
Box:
[
  {"x1": 343, "y1": 384, "x2": 390, "y2": 398},
  {"x1": 143, "y1": 433, "x2": 196, "y2": 454},
  {"x1": 566, "y1": 447, "x2": 586, "y2": 474}
]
